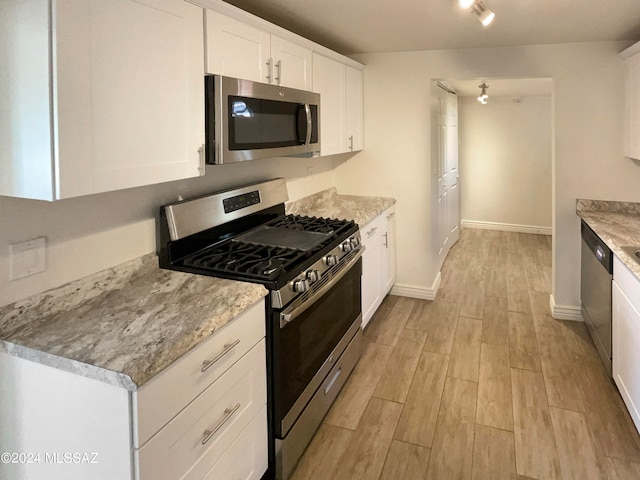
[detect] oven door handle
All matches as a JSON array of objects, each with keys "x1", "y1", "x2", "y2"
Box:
[{"x1": 280, "y1": 247, "x2": 364, "y2": 327}]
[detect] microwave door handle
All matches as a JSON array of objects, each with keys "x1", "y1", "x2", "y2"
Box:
[{"x1": 304, "y1": 104, "x2": 312, "y2": 145}]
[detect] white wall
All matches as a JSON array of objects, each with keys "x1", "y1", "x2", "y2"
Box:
[
  {"x1": 337, "y1": 41, "x2": 640, "y2": 310},
  {"x1": 0, "y1": 156, "x2": 339, "y2": 307},
  {"x1": 459, "y1": 95, "x2": 552, "y2": 230}
]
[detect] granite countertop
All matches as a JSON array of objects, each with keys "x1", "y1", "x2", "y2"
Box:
[
  {"x1": 576, "y1": 200, "x2": 640, "y2": 279},
  {"x1": 286, "y1": 187, "x2": 396, "y2": 226},
  {"x1": 0, "y1": 254, "x2": 267, "y2": 391}
]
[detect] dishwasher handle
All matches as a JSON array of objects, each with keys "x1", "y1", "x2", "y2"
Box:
[{"x1": 580, "y1": 220, "x2": 612, "y2": 274}]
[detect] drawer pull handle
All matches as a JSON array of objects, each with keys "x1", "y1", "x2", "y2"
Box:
[
  {"x1": 202, "y1": 403, "x2": 241, "y2": 445},
  {"x1": 324, "y1": 368, "x2": 342, "y2": 396},
  {"x1": 201, "y1": 339, "x2": 240, "y2": 372},
  {"x1": 366, "y1": 226, "x2": 378, "y2": 236}
]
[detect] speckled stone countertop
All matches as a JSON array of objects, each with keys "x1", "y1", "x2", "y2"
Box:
[
  {"x1": 0, "y1": 254, "x2": 267, "y2": 391},
  {"x1": 286, "y1": 187, "x2": 396, "y2": 226},
  {"x1": 576, "y1": 200, "x2": 640, "y2": 279}
]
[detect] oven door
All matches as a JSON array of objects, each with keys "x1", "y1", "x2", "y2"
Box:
[{"x1": 270, "y1": 256, "x2": 362, "y2": 438}]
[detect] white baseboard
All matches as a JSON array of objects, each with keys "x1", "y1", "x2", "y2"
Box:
[
  {"x1": 390, "y1": 272, "x2": 442, "y2": 301},
  {"x1": 461, "y1": 220, "x2": 552, "y2": 236},
  {"x1": 549, "y1": 295, "x2": 583, "y2": 321}
]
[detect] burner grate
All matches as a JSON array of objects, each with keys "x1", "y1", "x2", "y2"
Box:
[
  {"x1": 269, "y1": 215, "x2": 352, "y2": 235},
  {"x1": 183, "y1": 241, "x2": 305, "y2": 279}
]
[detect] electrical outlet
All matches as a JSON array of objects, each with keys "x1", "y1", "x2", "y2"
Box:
[{"x1": 9, "y1": 237, "x2": 46, "y2": 280}]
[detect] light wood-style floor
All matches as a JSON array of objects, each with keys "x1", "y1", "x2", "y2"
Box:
[{"x1": 290, "y1": 228, "x2": 640, "y2": 480}]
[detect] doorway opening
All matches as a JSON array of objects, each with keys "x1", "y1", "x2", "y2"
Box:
[{"x1": 430, "y1": 77, "x2": 554, "y2": 286}]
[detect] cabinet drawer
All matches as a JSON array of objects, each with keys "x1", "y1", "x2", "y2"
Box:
[
  {"x1": 135, "y1": 300, "x2": 264, "y2": 447},
  {"x1": 197, "y1": 406, "x2": 267, "y2": 480},
  {"x1": 137, "y1": 340, "x2": 267, "y2": 480},
  {"x1": 361, "y1": 214, "x2": 384, "y2": 246},
  {"x1": 614, "y1": 256, "x2": 640, "y2": 312}
]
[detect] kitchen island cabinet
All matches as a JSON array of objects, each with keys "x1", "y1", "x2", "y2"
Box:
[
  {"x1": 0, "y1": 254, "x2": 268, "y2": 480},
  {"x1": 613, "y1": 255, "x2": 640, "y2": 435},
  {"x1": 0, "y1": 0, "x2": 205, "y2": 201}
]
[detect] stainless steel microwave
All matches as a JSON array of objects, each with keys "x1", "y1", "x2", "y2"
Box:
[{"x1": 205, "y1": 75, "x2": 320, "y2": 164}]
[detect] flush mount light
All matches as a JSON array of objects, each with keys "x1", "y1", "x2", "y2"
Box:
[
  {"x1": 477, "y1": 83, "x2": 489, "y2": 104},
  {"x1": 460, "y1": 0, "x2": 495, "y2": 27}
]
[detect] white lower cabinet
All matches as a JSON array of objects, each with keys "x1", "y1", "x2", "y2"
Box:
[
  {"x1": 361, "y1": 206, "x2": 397, "y2": 329},
  {"x1": 0, "y1": 300, "x2": 267, "y2": 480},
  {"x1": 134, "y1": 300, "x2": 268, "y2": 480},
  {"x1": 612, "y1": 256, "x2": 640, "y2": 434},
  {"x1": 200, "y1": 406, "x2": 267, "y2": 480},
  {"x1": 136, "y1": 341, "x2": 267, "y2": 480}
]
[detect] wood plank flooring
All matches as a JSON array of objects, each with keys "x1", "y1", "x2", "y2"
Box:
[{"x1": 290, "y1": 229, "x2": 640, "y2": 480}]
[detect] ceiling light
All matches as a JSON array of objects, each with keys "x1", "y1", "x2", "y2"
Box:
[
  {"x1": 477, "y1": 83, "x2": 489, "y2": 104},
  {"x1": 464, "y1": 0, "x2": 496, "y2": 27}
]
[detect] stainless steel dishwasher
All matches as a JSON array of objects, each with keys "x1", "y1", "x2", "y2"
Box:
[{"x1": 581, "y1": 220, "x2": 613, "y2": 377}]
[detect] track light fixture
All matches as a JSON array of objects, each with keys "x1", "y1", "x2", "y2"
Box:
[
  {"x1": 477, "y1": 83, "x2": 489, "y2": 104},
  {"x1": 459, "y1": 0, "x2": 495, "y2": 26}
]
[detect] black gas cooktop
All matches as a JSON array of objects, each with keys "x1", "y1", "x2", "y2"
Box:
[{"x1": 177, "y1": 213, "x2": 357, "y2": 285}]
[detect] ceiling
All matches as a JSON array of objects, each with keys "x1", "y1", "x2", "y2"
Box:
[{"x1": 222, "y1": 0, "x2": 640, "y2": 55}]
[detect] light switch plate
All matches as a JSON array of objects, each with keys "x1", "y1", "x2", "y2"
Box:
[{"x1": 9, "y1": 237, "x2": 46, "y2": 280}]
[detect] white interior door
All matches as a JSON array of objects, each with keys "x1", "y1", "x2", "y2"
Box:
[
  {"x1": 437, "y1": 100, "x2": 449, "y2": 269},
  {"x1": 446, "y1": 96, "x2": 460, "y2": 246},
  {"x1": 435, "y1": 86, "x2": 460, "y2": 270}
]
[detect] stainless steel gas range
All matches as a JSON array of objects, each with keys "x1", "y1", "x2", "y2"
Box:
[{"x1": 158, "y1": 178, "x2": 364, "y2": 480}]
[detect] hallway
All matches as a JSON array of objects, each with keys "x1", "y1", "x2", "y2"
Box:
[{"x1": 291, "y1": 229, "x2": 640, "y2": 480}]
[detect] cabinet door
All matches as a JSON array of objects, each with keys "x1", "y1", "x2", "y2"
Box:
[
  {"x1": 205, "y1": 9, "x2": 271, "y2": 83},
  {"x1": 345, "y1": 66, "x2": 364, "y2": 152},
  {"x1": 361, "y1": 220, "x2": 383, "y2": 329},
  {"x1": 312, "y1": 54, "x2": 346, "y2": 156},
  {"x1": 382, "y1": 209, "x2": 397, "y2": 295},
  {"x1": 270, "y1": 35, "x2": 312, "y2": 90},
  {"x1": 626, "y1": 53, "x2": 640, "y2": 160},
  {"x1": 612, "y1": 280, "x2": 640, "y2": 433},
  {"x1": 55, "y1": 0, "x2": 205, "y2": 198}
]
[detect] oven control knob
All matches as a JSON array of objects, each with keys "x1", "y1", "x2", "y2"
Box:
[
  {"x1": 324, "y1": 254, "x2": 338, "y2": 267},
  {"x1": 306, "y1": 269, "x2": 320, "y2": 283},
  {"x1": 350, "y1": 236, "x2": 361, "y2": 249},
  {"x1": 292, "y1": 279, "x2": 310, "y2": 293},
  {"x1": 340, "y1": 240, "x2": 353, "y2": 253}
]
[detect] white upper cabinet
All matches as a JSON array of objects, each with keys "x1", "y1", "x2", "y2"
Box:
[
  {"x1": 0, "y1": 0, "x2": 205, "y2": 201},
  {"x1": 312, "y1": 54, "x2": 364, "y2": 156},
  {"x1": 205, "y1": 9, "x2": 270, "y2": 84},
  {"x1": 345, "y1": 66, "x2": 364, "y2": 152},
  {"x1": 312, "y1": 54, "x2": 347, "y2": 156},
  {"x1": 206, "y1": 10, "x2": 312, "y2": 90},
  {"x1": 622, "y1": 42, "x2": 640, "y2": 160},
  {"x1": 270, "y1": 35, "x2": 313, "y2": 90}
]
